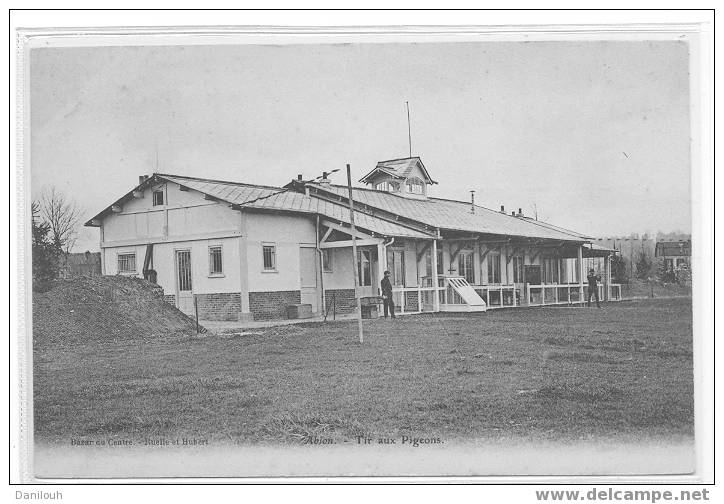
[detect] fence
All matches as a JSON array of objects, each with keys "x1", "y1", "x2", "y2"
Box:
[{"x1": 525, "y1": 283, "x2": 623, "y2": 306}]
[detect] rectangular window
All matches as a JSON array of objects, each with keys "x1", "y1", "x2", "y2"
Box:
[
  {"x1": 541, "y1": 258, "x2": 552, "y2": 284},
  {"x1": 458, "y1": 251, "x2": 474, "y2": 283},
  {"x1": 322, "y1": 249, "x2": 333, "y2": 272},
  {"x1": 357, "y1": 250, "x2": 371, "y2": 286},
  {"x1": 512, "y1": 256, "x2": 524, "y2": 283},
  {"x1": 487, "y1": 252, "x2": 501, "y2": 284},
  {"x1": 567, "y1": 258, "x2": 579, "y2": 283},
  {"x1": 406, "y1": 178, "x2": 425, "y2": 195},
  {"x1": 387, "y1": 248, "x2": 405, "y2": 286},
  {"x1": 542, "y1": 257, "x2": 559, "y2": 284},
  {"x1": 209, "y1": 246, "x2": 223, "y2": 275},
  {"x1": 437, "y1": 249, "x2": 443, "y2": 275},
  {"x1": 425, "y1": 249, "x2": 432, "y2": 278},
  {"x1": 262, "y1": 244, "x2": 276, "y2": 271},
  {"x1": 117, "y1": 253, "x2": 136, "y2": 273},
  {"x1": 152, "y1": 190, "x2": 164, "y2": 206}
]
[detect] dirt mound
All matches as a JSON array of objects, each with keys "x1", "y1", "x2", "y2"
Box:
[{"x1": 33, "y1": 275, "x2": 202, "y2": 345}]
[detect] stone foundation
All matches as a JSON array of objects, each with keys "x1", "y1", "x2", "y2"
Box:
[{"x1": 249, "y1": 290, "x2": 301, "y2": 320}]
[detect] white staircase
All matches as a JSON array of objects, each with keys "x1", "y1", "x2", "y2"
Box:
[{"x1": 440, "y1": 276, "x2": 487, "y2": 312}]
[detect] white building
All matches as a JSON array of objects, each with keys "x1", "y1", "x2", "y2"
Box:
[{"x1": 86, "y1": 157, "x2": 617, "y2": 321}]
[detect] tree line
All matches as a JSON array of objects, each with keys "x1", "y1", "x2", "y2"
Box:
[
  {"x1": 609, "y1": 241, "x2": 690, "y2": 285},
  {"x1": 32, "y1": 186, "x2": 83, "y2": 291}
]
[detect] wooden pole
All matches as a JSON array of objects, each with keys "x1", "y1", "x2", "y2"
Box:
[
  {"x1": 578, "y1": 245, "x2": 584, "y2": 306},
  {"x1": 347, "y1": 164, "x2": 364, "y2": 344},
  {"x1": 194, "y1": 294, "x2": 199, "y2": 335}
]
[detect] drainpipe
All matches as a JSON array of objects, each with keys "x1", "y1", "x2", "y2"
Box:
[{"x1": 316, "y1": 215, "x2": 326, "y2": 318}]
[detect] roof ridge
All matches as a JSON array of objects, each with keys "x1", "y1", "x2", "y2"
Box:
[
  {"x1": 314, "y1": 182, "x2": 422, "y2": 200},
  {"x1": 515, "y1": 216, "x2": 590, "y2": 239},
  {"x1": 375, "y1": 156, "x2": 421, "y2": 164},
  {"x1": 156, "y1": 173, "x2": 283, "y2": 191},
  {"x1": 317, "y1": 184, "x2": 508, "y2": 214}
]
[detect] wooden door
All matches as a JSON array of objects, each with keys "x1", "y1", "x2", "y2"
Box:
[{"x1": 299, "y1": 246, "x2": 319, "y2": 312}]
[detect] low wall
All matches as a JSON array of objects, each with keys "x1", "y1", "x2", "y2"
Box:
[{"x1": 249, "y1": 290, "x2": 302, "y2": 321}]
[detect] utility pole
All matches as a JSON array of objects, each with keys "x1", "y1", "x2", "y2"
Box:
[{"x1": 346, "y1": 164, "x2": 364, "y2": 344}]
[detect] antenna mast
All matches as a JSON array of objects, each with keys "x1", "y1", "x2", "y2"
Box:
[{"x1": 406, "y1": 101, "x2": 412, "y2": 158}]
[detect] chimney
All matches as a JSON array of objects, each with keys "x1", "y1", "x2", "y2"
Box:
[
  {"x1": 319, "y1": 171, "x2": 331, "y2": 185},
  {"x1": 511, "y1": 211, "x2": 515, "y2": 216},
  {"x1": 297, "y1": 174, "x2": 303, "y2": 181},
  {"x1": 470, "y1": 190, "x2": 475, "y2": 214},
  {"x1": 517, "y1": 208, "x2": 523, "y2": 217},
  {"x1": 500, "y1": 205, "x2": 505, "y2": 214},
  {"x1": 138, "y1": 175, "x2": 149, "y2": 185}
]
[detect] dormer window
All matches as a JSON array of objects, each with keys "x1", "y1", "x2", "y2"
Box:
[
  {"x1": 375, "y1": 181, "x2": 400, "y2": 192},
  {"x1": 406, "y1": 177, "x2": 425, "y2": 195}
]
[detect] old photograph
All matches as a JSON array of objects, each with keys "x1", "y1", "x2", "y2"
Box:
[{"x1": 17, "y1": 23, "x2": 708, "y2": 481}]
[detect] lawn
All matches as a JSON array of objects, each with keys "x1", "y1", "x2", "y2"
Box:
[{"x1": 33, "y1": 297, "x2": 694, "y2": 446}]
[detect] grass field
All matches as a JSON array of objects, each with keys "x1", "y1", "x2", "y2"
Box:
[{"x1": 34, "y1": 298, "x2": 694, "y2": 446}]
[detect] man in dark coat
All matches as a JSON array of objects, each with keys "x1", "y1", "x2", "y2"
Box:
[
  {"x1": 587, "y1": 268, "x2": 602, "y2": 308},
  {"x1": 381, "y1": 270, "x2": 396, "y2": 318}
]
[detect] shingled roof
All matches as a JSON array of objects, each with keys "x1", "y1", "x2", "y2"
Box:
[
  {"x1": 87, "y1": 172, "x2": 592, "y2": 243},
  {"x1": 86, "y1": 174, "x2": 435, "y2": 240}
]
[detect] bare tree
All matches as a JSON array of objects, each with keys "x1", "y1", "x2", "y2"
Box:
[{"x1": 38, "y1": 186, "x2": 84, "y2": 253}]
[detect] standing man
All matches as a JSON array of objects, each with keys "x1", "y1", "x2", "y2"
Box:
[
  {"x1": 381, "y1": 270, "x2": 396, "y2": 318},
  {"x1": 587, "y1": 268, "x2": 602, "y2": 308}
]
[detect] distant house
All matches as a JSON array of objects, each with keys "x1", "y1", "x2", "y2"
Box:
[
  {"x1": 655, "y1": 239, "x2": 691, "y2": 283},
  {"x1": 58, "y1": 251, "x2": 102, "y2": 278},
  {"x1": 85, "y1": 157, "x2": 617, "y2": 321}
]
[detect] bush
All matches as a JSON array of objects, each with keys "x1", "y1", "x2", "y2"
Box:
[
  {"x1": 635, "y1": 250, "x2": 653, "y2": 280},
  {"x1": 32, "y1": 202, "x2": 61, "y2": 292},
  {"x1": 611, "y1": 255, "x2": 628, "y2": 284}
]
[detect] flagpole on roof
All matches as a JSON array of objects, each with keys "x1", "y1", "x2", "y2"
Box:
[{"x1": 406, "y1": 101, "x2": 412, "y2": 158}]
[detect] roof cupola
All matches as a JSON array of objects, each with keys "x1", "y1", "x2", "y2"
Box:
[{"x1": 358, "y1": 157, "x2": 436, "y2": 199}]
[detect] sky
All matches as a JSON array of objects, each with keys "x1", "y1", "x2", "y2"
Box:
[{"x1": 29, "y1": 40, "x2": 692, "y2": 252}]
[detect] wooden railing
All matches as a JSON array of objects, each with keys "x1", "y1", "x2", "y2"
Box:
[
  {"x1": 391, "y1": 282, "x2": 441, "y2": 314},
  {"x1": 525, "y1": 283, "x2": 584, "y2": 306},
  {"x1": 387, "y1": 278, "x2": 624, "y2": 314},
  {"x1": 472, "y1": 285, "x2": 518, "y2": 308}
]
